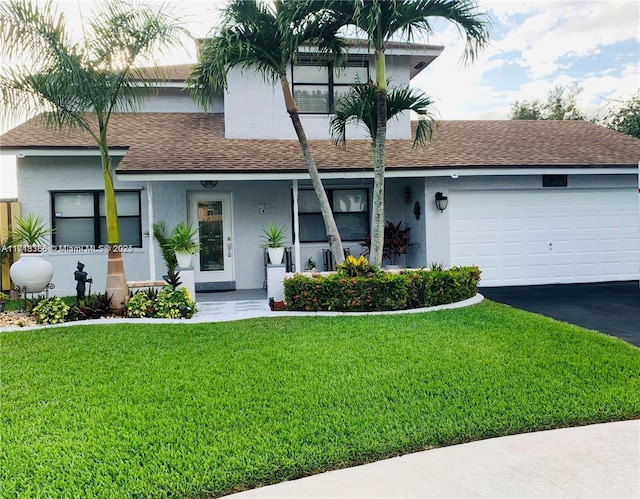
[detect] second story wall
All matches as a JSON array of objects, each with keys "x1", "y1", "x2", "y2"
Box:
[
  {"x1": 224, "y1": 55, "x2": 412, "y2": 140},
  {"x1": 138, "y1": 87, "x2": 223, "y2": 114}
]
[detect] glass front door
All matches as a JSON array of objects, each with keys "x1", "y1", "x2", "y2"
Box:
[{"x1": 189, "y1": 193, "x2": 233, "y2": 283}]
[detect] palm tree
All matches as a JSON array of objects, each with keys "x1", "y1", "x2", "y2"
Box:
[
  {"x1": 327, "y1": 0, "x2": 490, "y2": 266},
  {"x1": 0, "y1": 0, "x2": 185, "y2": 310},
  {"x1": 330, "y1": 81, "x2": 437, "y2": 150},
  {"x1": 189, "y1": 0, "x2": 347, "y2": 265}
]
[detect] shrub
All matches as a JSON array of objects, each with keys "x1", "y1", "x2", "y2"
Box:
[
  {"x1": 32, "y1": 297, "x2": 69, "y2": 324},
  {"x1": 155, "y1": 286, "x2": 196, "y2": 319},
  {"x1": 126, "y1": 291, "x2": 156, "y2": 318},
  {"x1": 336, "y1": 255, "x2": 380, "y2": 278},
  {"x1": 66, "y1": 293, "x2": 115, "y2": 321},
  {"x1": 285, "y1": 266, "x2": 481, "y2": 312}
]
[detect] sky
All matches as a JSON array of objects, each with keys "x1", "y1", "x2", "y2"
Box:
[{"x1": 1, "y1": 0, "x2": 639, "y2": 197}]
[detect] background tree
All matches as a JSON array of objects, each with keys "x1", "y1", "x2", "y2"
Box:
[
  {"x1": 511, "y1": 84, "x2": 585, "y2": 121},
  {"x1": 189, "y1": 0, "x2": 347, "y2": 264},
  {"x1": 600, "y1": 93, "x2": 640, "y2": 139},
  {"x1": 0, "y1": 0, "x2": 185, "y2": 309},
  {"x1": 326, "y1": 0, "x2": 490, "y2": 266}
]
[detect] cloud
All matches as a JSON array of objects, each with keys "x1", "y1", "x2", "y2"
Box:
[{"x1": 414, "y1": 0, "x2": 640, "y2": 119}]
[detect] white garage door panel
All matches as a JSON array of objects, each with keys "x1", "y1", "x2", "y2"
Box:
[{"x1": 450, "y1": 189, "x2": 639, "y2": 286}]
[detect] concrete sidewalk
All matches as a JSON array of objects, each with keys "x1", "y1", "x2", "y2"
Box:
[{"x1": 225, "y1": 420, "x2": 640, "y2": 498}]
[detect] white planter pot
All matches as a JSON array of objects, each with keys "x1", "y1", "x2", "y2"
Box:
[
  {"x1": 10, "y1": 253, "x2": 54, "y2": 293},
  {"x1": 267, "y1": 247, "x2": 285, "y2": 265},
  {"x1": 175, "y1": 251, "x2": 193, "y2": 268}
]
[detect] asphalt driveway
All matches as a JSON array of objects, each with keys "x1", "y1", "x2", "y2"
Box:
[{"x1": 481, "y1": 281, "x2": 640, "y2": 347}]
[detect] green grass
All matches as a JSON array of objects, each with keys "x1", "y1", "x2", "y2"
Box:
[
  {"x1": 3, "y1": 294, "x2": 77, "y2": 312},
  {"x1": 1, "y1": 301, "x2": 639, "y2": 498}
]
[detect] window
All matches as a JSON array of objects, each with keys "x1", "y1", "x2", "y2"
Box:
[
  {"x1": 292, "y1": 59, "x2": 369, "y2": 114},
  {"x1": 52, "y1": 191, "x2": 142, "y2": 247},
  {"x1": 297, "y1": 189, "x2": 368, "y2": 242}
]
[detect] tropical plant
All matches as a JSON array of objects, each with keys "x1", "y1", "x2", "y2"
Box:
[
  {"x1": 330, "y1": 80, "x2": 437, "y2": 150},
  {"x1": 336, "y1": 254, "x2": 379, "y2": 278},
  {"x1": 361, "y1": 220, "x2": 414, "y2": 265},
  {"x1": 151, "y1": 221, "x2": 178, "y2": 273},
  {"x1": 0, "y1": 0, "x2": 185, "y2": 309},
  {"x1": 324, "y1": 0, "x2": 490, "y2": 266},
  {"x1": 169, "y1": 222, "x2": 200, "y2": 255},
  {"x1": 260, "y1": 221, "x2": 287, "y2": 248},
  {"x1": 188, "y1": 0, "x2": 347, "y2": 265},
  {"x1": 10, "y1": 214, "x2": 54, "y2": 249}
]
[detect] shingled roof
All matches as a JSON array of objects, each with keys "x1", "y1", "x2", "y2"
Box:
[{"x1": 1, "y1": 113, "x2": 639, "y2": 175}]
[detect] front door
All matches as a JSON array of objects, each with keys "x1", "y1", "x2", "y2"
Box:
[{"x1": 189, "y1": 192, "x2": 234, "y2": 286}]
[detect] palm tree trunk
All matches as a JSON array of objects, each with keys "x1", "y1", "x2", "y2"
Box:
[
  {"x1": 100, "y1": 147, "x2": 129, "y2": 311},
  {"x1": 370, "y1": 48, "x2": 387, "y2": 267},
  {"x1": 279, "y1": 74, "x2": 345, "y2": 265}
]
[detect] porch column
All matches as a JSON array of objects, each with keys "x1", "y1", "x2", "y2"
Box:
[
  {"x1": 147, "y1": 181, "x2": 156, "y2": 280},
  {"x1": 292, "y1": 179, "x2": 301, "y2": 273}
]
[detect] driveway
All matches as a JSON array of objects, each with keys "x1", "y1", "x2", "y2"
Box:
[{"x1": 481, "y1": 281, "x2": 640, "y2": 347}]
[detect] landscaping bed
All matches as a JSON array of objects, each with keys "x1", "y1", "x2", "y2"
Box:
[
  {"x1": 285, "y1": 257, "x2": 480, "y2": 311},
  {"x1": 0, "y1": 286, "x2": 197, "y2": 326}
]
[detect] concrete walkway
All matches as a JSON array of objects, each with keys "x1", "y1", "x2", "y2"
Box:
[{"x1": 226, "y1": 420, "x2": 640, "y2": 498}]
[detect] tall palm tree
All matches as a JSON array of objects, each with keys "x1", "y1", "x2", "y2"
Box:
[
  {"x1": 189, "y1": 0, "x2": 347, "y2": 265},
  {"x1": 0, "y1": 0, "x2": 185, "y2": 310},
  {"x1": 327, "y1": 0, "x2": 490, "y2": 266}
]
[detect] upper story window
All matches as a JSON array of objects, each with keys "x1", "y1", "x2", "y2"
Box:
[
  {"x1": 51, "y1": 191, "x2": 142, "y2": 247},
  {"x1": 292, "y1": 59, "x2": 369, "y2": 114}
]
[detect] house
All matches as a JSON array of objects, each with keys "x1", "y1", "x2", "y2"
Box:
[{"x1": 1, "y1": 41, "x2": 639, "y2": 298}]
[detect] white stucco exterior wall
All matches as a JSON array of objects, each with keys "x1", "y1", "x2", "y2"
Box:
[
  {"x1": 223, "y1": 54, "x2": 411, "y2": 140},
  {"x1": 15, "y1": 156, "x2": 150, "y2": 297}
]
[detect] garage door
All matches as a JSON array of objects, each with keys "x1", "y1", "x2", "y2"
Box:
[{"x1": 450, "y1": 188, "x2": 639, "y2": 287}]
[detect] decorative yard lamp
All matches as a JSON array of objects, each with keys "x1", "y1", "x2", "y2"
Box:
[{"x1": 435, "y1": 192, "x2": 448, "y2": 212}]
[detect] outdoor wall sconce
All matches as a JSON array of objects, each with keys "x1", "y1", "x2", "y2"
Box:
[
  {"x1": 413, "y1": 200, "x2": 421, "y2": 221},
  {"x1": 435, "y1": 192, "x2": 448, "y2": 212},
  {"x1": 402, "y1": 184, "x2": 412, "y2": 205},
  {"x1": 200, "y1": 180, "x2": 218, "y2": 189}
]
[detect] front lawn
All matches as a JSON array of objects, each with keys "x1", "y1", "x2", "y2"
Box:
[{"x1": 1, "y1": 301, "x2": 639, "y2": 497}]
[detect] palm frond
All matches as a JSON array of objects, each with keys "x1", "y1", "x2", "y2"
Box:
[
  {"x1": 330, "y1": 81, "x2": 438, "y2": 149},
  {"x1": 1, "y1": 0, "x2": 186, "y2": 137},
  {"x1": 386, "y1": 85, "x2": 438, "y2": 148},
  {"x1": 330, "y1": 81, "x2": 377, "y2": 148},
  {"x1": 330, "y1": 0, "x2": 490, "y2": 61}
]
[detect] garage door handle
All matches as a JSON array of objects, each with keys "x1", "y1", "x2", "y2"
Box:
[{"x1": 549, "y1": 242, "x2": 552, "y2": 251}]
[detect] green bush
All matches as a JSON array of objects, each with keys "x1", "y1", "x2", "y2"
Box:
[
  {"x1": 285, "y1": 266, "x2": 481, "y2": 312},
  {"x1": 125, "y1": 287, "x2": 196, "y2": 319},
  {"x1": 155, "y1": 286, "x2": 197, "y2": 319},
  {"x1": 125, "y1": 291, "x2": 156, "y2": 318},
  {"x1": 32, "y1": 297, "x2": 70, "y2": 324}
]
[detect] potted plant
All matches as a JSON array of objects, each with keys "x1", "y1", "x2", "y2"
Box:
[
  {"x1": 260, "y1": 221, "x2": 287, "y2": 264},
  {"x1": 304, "y1": 257, "x2": 317, "y2": 271},
  {"x1": 168, "y1": 222, "x2": 200, "y2": 268},
  {"x1": 9, "y1": 214, "x2": 55, "y2": 293}
]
